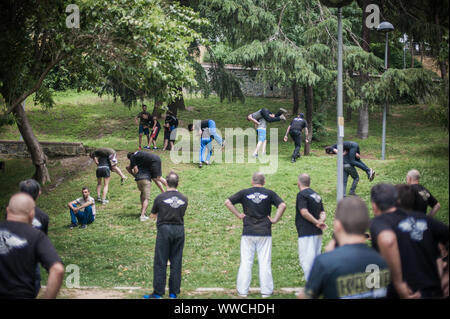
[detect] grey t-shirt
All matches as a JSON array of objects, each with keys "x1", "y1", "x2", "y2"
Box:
[{"x1": 251, "y1": 110, "x2": 267, "y2": 129}]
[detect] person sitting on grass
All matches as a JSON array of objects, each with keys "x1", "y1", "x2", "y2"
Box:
[{"x1": 67, "y1": 187, "x2": 96, "y2": 229}]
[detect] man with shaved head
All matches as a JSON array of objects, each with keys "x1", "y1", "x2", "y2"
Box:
[
  {"x1": 406, "y1": 169, "x2": 441, "y2": 217},
  {"x1": 0, "y1": 193, "x2": 64, "y2": 299},
  {"x1": 225, "y1": 172, "x2": 286, "y2": 298}
]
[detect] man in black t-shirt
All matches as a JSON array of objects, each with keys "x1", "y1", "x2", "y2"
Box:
[
  {"x1": 144, "y1": 172, "x2": 188, "y2": 299},
  {"x1": 299, "y1": 196, "x2": 390, "y2": 299},
  {"x1": 406, "y1": 169, "x2": 441, "y2": 217},
  {"x1": 127, "y1": 151, "x2": 167, "y2": 221},
  {"x1": 163, "y1": 111, "x2": 179, "y2": 151},
  {"x1": 0, "y1": 193, "x2": 64, "y2": 299},
  {"x1": 370, "y1": 183, "x2": 449, "y2": 298},
  {"x1": 283, "y1": 113, "x2": 309, "y2": 163},
  {"x1": 18, "y1": 179, "x2": 50, "y2": 297},
  {"x1": 135, "y1": 104, "x2": 152, "y2": 150},
  {"x1": 225, "y1": 172, "x2": 286, "y2": 298},
  {"x1": 295, "y1": 174, "x2": 327, "y2": 281}
]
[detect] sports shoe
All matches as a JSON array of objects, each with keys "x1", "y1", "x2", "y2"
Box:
[
  {"x1": 144, "y1": 146, "x2": 151, "y2": 149},
  {"x1": 252, "y1": 153, "x2": 258, "y2": 158},
  {"x1": 121, "y1": 177, "x2": 127, "y2": 185},
  {"x1": 143, "y1": 293, "x2": 162, "y2": 299},
  {"x1": 140, "y1": 215, "x2": 149, "y2": 222},
  {"x1": 368, "y1": 169, "x2": 376, "y2": 181},
  {"x1": 261, "y1": 294, "x2": 272, "y2": 298},
  {"x1": 102, "y1": 199, "x2": 109, "y2": 205},
  {"x1": 96, "y1": 197, "x2": 102, "y2": 202},
  {"x1": 79, "y1": 224, "x2": 87, "y2": 229},
  {"x1": 198, "y1": 162, "x2": 203, "y2": 168},
  {"x1": 169, "y1": 293, "x2": 177, "y2": 299},
  {"x1": 204, "y1": 161, "x2": 210, "y2": 165},
  {"x1": 279, "y1": 108, "x2": 288, "y2": 114},
  {"x1": 280, "y1": 114, "x2": 287, "y2": 121},
  {"x1": 237, "y1": 293, "x2": 248, "y2": 298},
  {"x1": 67, "y1": 223, "x2": 78, "y2": 229},
  {"x1": 153, "y1": 147, "x2": 158, "y2": 150},
  {"x1": 291, "y1": 158, "x2": 296, "y2": 163}
]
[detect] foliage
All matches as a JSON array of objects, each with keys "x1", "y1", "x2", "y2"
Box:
[
  {"x1": 425, "y1": 77, "x2": 449, "y2": 132},
  {"x1": 370, "y1": 42, "x2": 423, "y2": 70}
]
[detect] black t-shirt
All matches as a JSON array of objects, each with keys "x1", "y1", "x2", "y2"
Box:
[
  {"x1": 165, "y1": 115, "x2": 178, "y2": 129},
  {"x1": 0, "y1": 221, "x2": 62, "y2": 299},
  {"x1": 304, "y1": 244, "x2": 390, "y2": 299},
  {"x1": 200, "y1": 120, "x2": 210, "y2": 130},
  {"x1": 97, "y1": 156, "x2": 110, "y2": 168},
  {"x1": 290, "y1": 117, "x2": 307, "y2": 131},
  {"x1": 228, "y1": 187, "x2": 284, "y2": 236},
  {"x1": 32, "y1": 207, "x2": 49, "y2": 235},
  {"x1": 129, "y1": 151, "x2": 160, "y2": 181},
  {"x1": 331, "y1": 141, "x2": 360, "y2": 153},
  {"x1": 411, "y1": 184, "x2": 438, "y2": 214},
  {"x1": 93, "y1": 148, "x2": 115, "y2": 158},
  {"x1": 296, "y1": 188, "x2": 325, "y2": 237},
  {"x1": 151, "y1": 190, "x2": 188, "y2": 226},
  {"x1": 137, "y1": 111, "x2": 151, "y2": 126},
  {"x1": 370, "y1": 209, "x2": 449, "y2": 297},
  {"x1": 152, "y1": 119, "x2": 161, "y2": 130}
]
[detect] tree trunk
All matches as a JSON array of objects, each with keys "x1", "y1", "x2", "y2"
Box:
[
  {"x1": 12, "y1": 102, "x2": 50, "y2": 184},
  {"x1": 304, "y1": 85, "x2": 313, "y2": 156},
  {"x1": 292, "y1": 81, "x2": 300, "y2": 115},
  {"x1": 152, "y1": 99, "x2": 164, "y2": 118},
  {"x1": 167, "y1": 87, "x2": 186, "y2": 116},
  {"x1": 357, "y1": 0, "x2": 371, "y2": 139},
  {"x1": 410, "y1": 36, "x2": 415, "y2": 68}
]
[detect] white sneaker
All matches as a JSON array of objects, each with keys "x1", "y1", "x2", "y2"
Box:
[
  {"x1": 140, "y1": 215, "x2": 149, "y2": 222},
  {"x1": 237, "y1": 293, "x2": 248, "y2": 298},
  {"x1": 280, "y1": 114, "x2": 287, "y2": 121},
  {"x1": 261, "y1": 294, "x2": 272, "y2": 298},
  {"x1": 279, "y1": 108, "x2": 288, "y2": 114}
]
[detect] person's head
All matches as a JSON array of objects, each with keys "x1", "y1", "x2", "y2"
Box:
[
  {"x1": 19, "y1": 179, "x2": 41, "y2": 201},
  {"x1": 127, "y1": 152, "x2": 135, "y2": 159},
  {"x1": 334, "y1": 196, "x2": 370, "y2": 241},
  {"x1": 89, "y1": 151, "x2": 95, "y2": 159},
  {"x1": 370, "y1": 183, "x2": 398, "y2": 216},
  {"x1": 142, "y1": 104, "x2": 147, "y2": 111},
  {"x1": 298, "y1": 173, "x2": 311, "y2": 189},
  {"x1": 81, "y1": 187, "x2": 90, "y2": 200},
  {"x1": 252, "y1": 172, "x2": 265, "y2": 186},
  {"x1": 325, "y1": 146, "x2": 335, "y2": 155},
  {"x1": 299, "y1": 113, "x2": 305, "y2": 119},
  {"x1": 153, "y1": 116, "x2": 157, "y2": 122},
  {"x1": 188, "y1": 124, "x2": 194, "y2": 132},
  {"x1": 6, "y1": 192, "x2": 36, "y2": 224},
  {"x1": 166, "y1": 171, "x2": 179, "y2": 189},
  {"x1": 395, "y1": 184, "x2": 417, "y2": 211},
  {"x1": 406, "y1": 169, "x2": 421, "y2": 184}
]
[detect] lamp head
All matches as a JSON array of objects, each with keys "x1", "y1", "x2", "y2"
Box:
[{"x1": 377, "y1": 21, "x2": 394, "y2": 33}]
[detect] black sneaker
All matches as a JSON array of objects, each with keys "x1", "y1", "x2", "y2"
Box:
[
  {"x1": 368, "y1": 169, "x2": 375, "y2": 181},
  {"x1": 291, "y1": 158, "x2": 296, "y2": 163},
  {"x1": 199, "y1": 162, "x2": 203, "y2": 168},
  {"x1": 67, "y1": 223, "x2": 78, "y2": 229},
  {"x1": 79, "y1": 224, "x2": 87, "y2": 229}
]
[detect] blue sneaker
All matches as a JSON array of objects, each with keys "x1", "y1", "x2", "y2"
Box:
[
  {"x1": 169, "y1": 293, "x2": 177, "y2": 299},
  {"x1": 143, "y1": 293, "x2": 162, "y2": 299},
  {"x1": 143, "y1": 146, "x2": 151, "y2": 150}
]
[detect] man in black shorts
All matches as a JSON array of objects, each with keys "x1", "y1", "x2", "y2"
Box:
[
  {"x1": 163, "y1": 111, "x2": 178, "y2": 151},
  {"x1": 370, "y1": 183, "x2": 449, "y2": 298},
  {"x1": 0, "y1": 193, "x2": 64, "y2": 299},
  {"x1": 298, "y1": 196, "x2": 390, "y2": 299},
  {"x1": 135, "y1": 104, "x2": 152, "y2": 150},
  {"x1": 18, "y1": 179, "x2": 49, "y2": 297},
  {"x1": 144, "y1": 172, "x2": 188, "y2": 299},
  {"x1": 127, "y1": 151, "x2": 167, "y2": 221},
  {"x1": 90, "y1": 148, "x2": 127, "y2": 184},
  {"x1": 406, "y1": 169, "x2": 441, "y2": 217},
  {"x1": 92, "y1": 151, "x2": 111, "y2": 204},
  {"x1": 283, "y1": 113, "x2": 309, "y2": 162}
]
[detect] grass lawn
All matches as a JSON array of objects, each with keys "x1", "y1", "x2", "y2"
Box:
[{"x1": 0, "y1": 90, "x2": 448, "y2": 299}]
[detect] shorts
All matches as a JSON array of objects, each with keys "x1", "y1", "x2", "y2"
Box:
[
  {"x1": 257, "y1": 128, "x2": 266, "y2": 142},
  {"x1": 137, "y1": 179, "x2": 151, "y2": 200},
  {"x1": 164, "y1": 129, "x2": 171, "y2": 140},
  {"x1": 139, "y1": 125, "x2": 150, "y2": 135},
  {"x1": 96, "y1": 166, "x2": 111, "y2": 178},
  {"x1": 108, "y1": 153, "x2": 118, "y2": 166},
  {"x1": 151, "y1": 126, "x2": 160, "y2": 140},
  {"x1": 169, "y1": 128, "x2": 177, "y2": 142},
  {"x1": 150, "y1": 158, "x2": 162, "y2": 179}
]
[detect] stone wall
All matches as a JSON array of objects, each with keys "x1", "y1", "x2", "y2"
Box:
[
  {"x1": 201, "y1": 63, "x2": 292, "y2": 98},
  {"x1": 0, "y1": 140, "x2": 87, "y2": 159}
]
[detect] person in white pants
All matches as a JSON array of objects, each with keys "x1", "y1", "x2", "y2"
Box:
[
  {"x1": 225, "y1": 172, "x2": 286, "y2": 298},
  {"x1": 295, "y1": 173, "x2": 327, "y2": 281}
]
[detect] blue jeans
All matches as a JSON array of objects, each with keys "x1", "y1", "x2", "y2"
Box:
[
  {"x1": 200, "y1": 138, "x2": 213, "y2": 162},
  {"x1": 70, "y1": 204, "x2": 95, "y2": 225},
  {"x1": 207, "y1": 120, "x2": 223, "y2": 145}
]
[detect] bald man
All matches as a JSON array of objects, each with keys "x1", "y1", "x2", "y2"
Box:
[
  {"x1": 406, "y1": 169, "x2": 441, "y2": 217},
  {"x1": 0, "y1": 193, "x2": 64, "y2": 299}
]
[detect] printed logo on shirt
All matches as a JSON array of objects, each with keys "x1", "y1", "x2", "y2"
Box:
[
  {"x1": 163, "y1": 196, "x2": 186, "y2": 208},
  {"x1": 0, "y1": 230, "x2": 28, "y2": 255},
  {"x1": 310, "y1": 193, "x2": 322, "y2": 204},
  {"x1": 246, "y1": 193, "x2": 268, "y2": 204},
  {"x1": 398, "y1": 217, "x2": 428, "y2": 241},
  {"x1": 418, "y1": 190, "x2": 430, "y2": 202},
  {"x1": 32, "y1": 218, "x2": 42, "y2": 229}
]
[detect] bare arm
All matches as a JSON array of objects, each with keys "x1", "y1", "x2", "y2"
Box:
[
  {"x1": 283, "y1": 126, "x2": 291, "y2": 142},
  {"x1": 268, "y1": 202, "x2": 287, "y2": 224},
  {"x1": 377, "y1": 230, "x2": 421, "y2": 299},
  {"x1": 43, "y1": 262, "x2": 64, "y2": 299},
  {"x1": 247, "y1": 114, "x2": 260, "y2": 126},
  {"x1": 224, "y1": 199, "x2": 245, "y2": 220},
  {"x1": 304, "y1": 127, "x2": 310, "y2": 143},
  {"x1": 300, "y1": 208, "x2": 327, "y2": 230},
  {"x1": 93, "y1": 157, "x2": 99, "y2": 166},
  {"x1": 429, "y1": 203, "x2": 441, "y2": 218}
]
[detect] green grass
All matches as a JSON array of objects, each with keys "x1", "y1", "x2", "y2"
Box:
[{"x1": 0, "y1": 90, "x2": 448, "y2": 298}]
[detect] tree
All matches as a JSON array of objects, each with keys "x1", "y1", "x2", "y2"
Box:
[{"x1": 0, "y1": 0, "x2": 205, "y2": 183}]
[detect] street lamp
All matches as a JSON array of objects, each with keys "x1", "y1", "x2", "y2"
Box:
[
  {"x1": 320, "y1": 0, "x2": 353, "y2": 202},
  {"x1": 377, "y1": 21, "x2": 394, "y2": 161}
]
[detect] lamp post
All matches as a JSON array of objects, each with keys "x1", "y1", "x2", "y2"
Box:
[
  {"x1": 320, "y1": 0, "x2": 353, "y2": 202},
  {"x1": 377, "y1": 21, "x2": 394, "y2": 160}
]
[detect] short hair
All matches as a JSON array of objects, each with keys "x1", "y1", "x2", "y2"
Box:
[
  {"x1": 370, "y1": 183, "x2": 398, "y2": 212},
  {"x1": 395, "y1": 184, "x2": 417, "y2": 211},
  {"x1": 325, "y1": 146, "x2": 334, "y2": 154},
  {"x1": 252, "y1": 172, "x2": 265, "y2": 185},
  {"x1": 142, "y1": 104, "x2": 147, "y2": 108},
  {"x1": 82, "y1": 187, "x2": 89, "y2": 192},
  {"x1": 188, "y1": 124, "x2": 194, "y2": 131},
  {"x1": 127, "y1": 152, "x2": 134, "y2": 159},
  {"x1": 407, "y1": 169, "x2": 421, "y2": 182},
  {"x1": 335, "y1": 196, "x2": 370, "y2": 235},
  {"x1": 19, "y1": 179, "x2": 41, "y2": 200},
  {"x1": 298, "y1": 173, "x2": 310, "y2": 187},
  {"x1": 166, "y1": 171, "x2": 179, "y2": 188}
]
